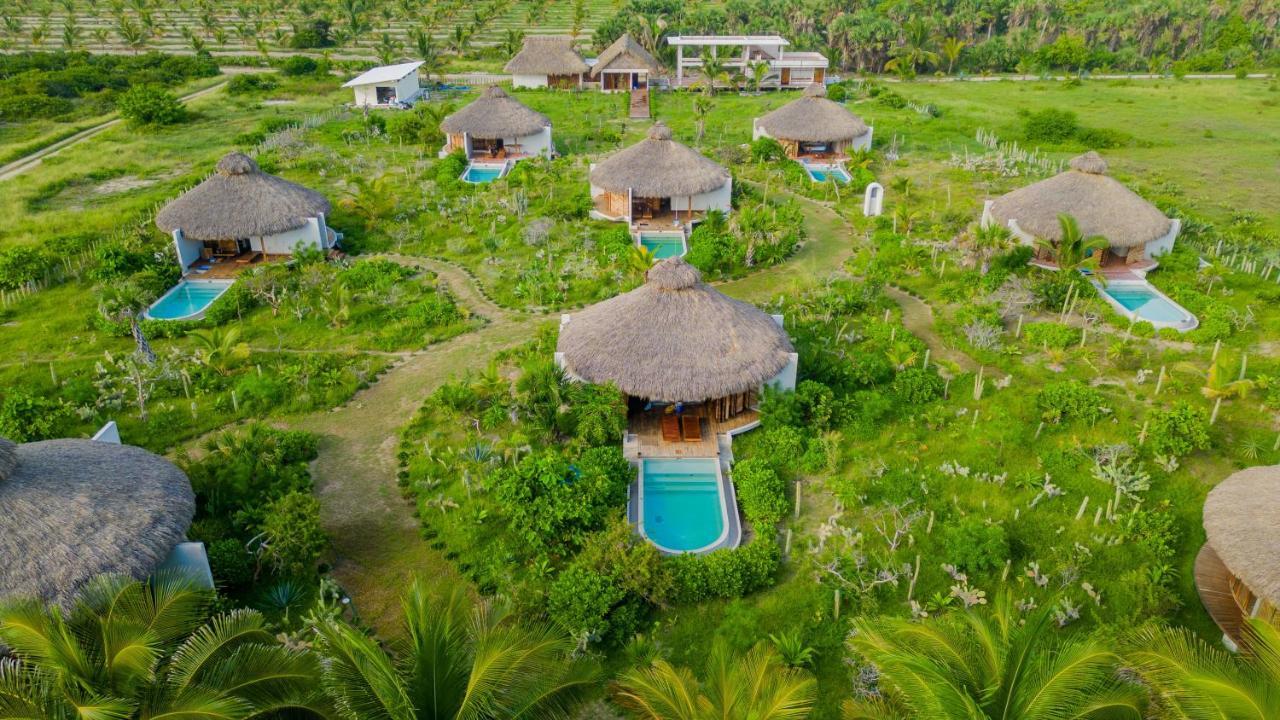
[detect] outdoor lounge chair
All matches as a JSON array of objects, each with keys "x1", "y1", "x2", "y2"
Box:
[
  {"x1": 681, "y1": 415, "x2": 701, "y2": 442},
  {"x1": 661, "y1": 414, "x2": 681, "y2": 442}
]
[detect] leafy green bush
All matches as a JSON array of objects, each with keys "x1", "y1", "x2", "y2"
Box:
[
  {"x1": 1023, "y1": 108, "x2": 1080, "y2": 143},
  {"x1": 667, "y1": 536, "x2": 780, "y2": 604},
  {"x1": 548, "y1": 565, "x2": 627, "y2": 642},
  {"x1": 259, "y1": 491, "x2": 327, "y2": 577},
  {"x1": 0, "y1": 245, "x2": 54, "y2": 289},
  {"x1": 733, "y1": 459, "x2": 788, "y2": 526},
  {"x1": 1147, "y1": 402, "x2": 1211, "y2": 457},
  {"x1": 117, "y1": 84, "x2": 186, "y2": 126},
  {"x1": 568, "y1": 383, "x2": 627, "y2": 447},
  {"x1": 1037, "y1": 380, "x2": 1105, "y2": 424},
  {"x1": 226, "y1": 73, "x2": 278, "y2": 95},
  {"x1": 750, "y1": 136, "x2": 786, "y2": 162},
  {"x1": 891, "y1": 367, "x2": 945, "y2": 405},
  {"x1": 206, "y1": 537, "x2": 255, "y2": 588},
  {"x1": 1024, "y1": 322, "x2": 1079, "y2": 349},
  {"x1": 0, "y1": 389, "x2": 72, "y2": 441},
  {"x1": 491, "y1": 446, "x2": 631, "y2": 552},
  {"x1": 289, "y1": 19, "x2": 334, "y2": 48},
  {"x1": 0, "y1": 94, "x2": 73, "y2": 120},
  {"x1": 279, "y1": 56, "x2": 320, "y2": 76},
  {"x1": 944, "y1": 517, "x2": 1009, "y2": 572}
]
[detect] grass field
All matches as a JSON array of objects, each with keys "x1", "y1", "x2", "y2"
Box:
[{"x1": 2, "y1": 70, "x2": 1279, "y2": 714}]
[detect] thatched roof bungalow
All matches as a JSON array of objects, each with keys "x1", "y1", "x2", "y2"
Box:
[
  {"x1": 1197, "y1": 464, "x2": 1280, "y2": 649},
  {"x1": 506, "y1": 36, "x2": 589, "y2": 89},
  {"x1": 556, "y1": 258, "x2": 797, "y2": 422},
  {"x1": 981, "y1": 152, "x2": 1179, "y2": 269},
  {"x1": 439, "y1": 86, "x2": 554, "y2": 161},
  {"x1": 589, "y1": 122, "x2": 731, "y2": 228},
  {"x1": 157, "y1": 152, "x2": 337, "y2": 275},
  {"x1": 753, "y1": 84, "x2": 872, "y2": 158},
  {"x1": 0, "y1": 436, "x2": 199, "y2": 610},
  {"x1": 591, "y1": 33, "x2": 663, "y2": 92}
]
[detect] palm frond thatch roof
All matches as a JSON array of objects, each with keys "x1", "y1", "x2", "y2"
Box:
[
  {"x1": 557, "y1": 258, "x2": 793, "y2": 402},
  {"x1": 590, "y1": 123, "x2": 730, "y2": 198},
  {"x1": 0, "y1": 437, "x2": 195, "y2": 609},
  {"x1": 755, "y1": 83, "x2": 870, "y2": 143},
  {"x1": 155, "y1": 152, "x2": 331, "y2": 241},
  {"x1": 440, "y1": 85, "x2": 551, "y2": 139},
  {"x1": 987, "y1": 151, "x2": 1172, "y2": 248},
  {"x1": 1204, "y1": 464, "x2": 1280, "y2": 606},
  {"x1": 591, "y1": 33, "x2": 663, "y2": 78},
  {"x1": 504, "y1": 35, "x2": 589, "y2": 75}
]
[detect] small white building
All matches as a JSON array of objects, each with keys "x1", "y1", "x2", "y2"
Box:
[
  {"x1": 505, "y1": 35, "x2": 590, "y2": 89},
  {"x1": 981, "y1": 151, "x2": 1180, "y2": 273},
  {"x1": 156, "y1": 152, "x2": 337, "y2": 274},
  {"x1": 589, "y1": 122, "x2": 732, "y2": 230},
  {"x1": 439, "y1": 86, "x2": 554, "y2": 161},
  {"x1": 666, "y1": 35, "x2": 828, "y2": 89},
  {"x1": 343, "y1": 61, "x2": 424, "y2": 107}
]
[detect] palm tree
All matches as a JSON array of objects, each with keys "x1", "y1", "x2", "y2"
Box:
[
  {"x1": 844, "y1": 594, "x2": 1143, "y2": 719},
  {"x1": 884, "y1": 18, "x2": 938, "y2": 76},
  {"x1": 97, "y1": 280, "x2": 156, "y2": 364},
  {"x1": 748, "y1": 60, "x2": 771, "y2": 92},
  {"x1": 969, "y1": 223, "x2": 1013, "y2": 275},
  {"x1": 940, "y1": 36, "x2": 967, "y2": 74},
  {"x1": 413, "y1": 30, "x2": 447, "y2": 81},
  {"x1": 613, "y1": 642, "x2": 816, "y2": 719},
  {"x1": 696, "y1": 55, "x2": 728, "y2": 95},
  {"x1": 1035, "y1": 213, "x2": 1109, "y2": 276},
  {"x1": 0, "y1": 573, "x2": 328, "y2": 718},
  {"x1": 692, "y1": 94, "x2": 712, "y2": 142},
  {"x1": 315, "y1": 581, "x2": 598, "y2": 719},
  {"x1": 1126, "y1": 618, "x2": 1280, "y2": 719},
  {"x1": 189, "y1": 326, "x2": 251, "y2": 376},
  {"x1": 1173, "y1": 357, "x2": 1254, "y2": 423}
]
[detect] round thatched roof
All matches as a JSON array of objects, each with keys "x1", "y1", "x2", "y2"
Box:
[
  {"x1": 557, "y1": 258, "x2": 793, "y2": 402},
  {"x1": 590, "y1": 123, "x2": 730, "y2": 198},
  {"x1": 755, "y1": 84, "x2": 870, "y2": 143},
  {"x1": 0, "y1": 437, "x2": 195, "y2": 609},
  {"x1": 987, "y1": 151, "x2": 1171, "y2": 248},
  {"x1": 156, "y1": 153, "x2": 331, "y2": 241},
  {"x1": 440, "y1": 86, "x2": 551, "y2": 139},
  {"x1": 504, "y1": 35, "x2": 589, "y2": 75},
  {"x1": 1204, "y1": 465, "x2": 1280, "y2": 606}
]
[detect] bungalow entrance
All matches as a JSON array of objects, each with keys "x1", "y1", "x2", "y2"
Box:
[
  {"x1": 632, "y1": 196, "x2": 670, "y2": 220},
  {"x1": 547, "y1": 73, "x2": 581, "y2": 89},
  {"x1": 375, "y1": 86, "x2": 396, "y2": 104},
  {"x1": 603, "y1": 71, "x2": 646, "y2": 91},
  {"x1": 625, "y1": 395, "x2": 760, "y2": 459}
]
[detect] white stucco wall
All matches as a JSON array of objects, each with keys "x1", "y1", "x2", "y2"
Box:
[
  {"x1": 352, "y1": 76, "x2": 417, "y2": 106},
  {"x1": 1145, "y1": 218, "x2": 1180, "y2": 261},
  {"x1": 352, "y1": 84, "x2": 378, "y2": 106},
  {"x1": 250, "y1": 217, "x2": 325, "y2": 255},
  {"x1": 512, "y1": 74, "x2": 549, "y2": 88},
  {"x1": 395, "y1": 73, "x2": 420, "y2": 101},
  {"x1": 674, "y1": 178, "x2": 732, "y2": 214},
  {"x1": 517, "y1": 126, "x2": 554, "y2": 157},
  {"x1": 764, "y1": 314, "x2": 798, "y2": 393},
  {"x1": 173, "y1": 229, "x2": 201, "y2": 271}
]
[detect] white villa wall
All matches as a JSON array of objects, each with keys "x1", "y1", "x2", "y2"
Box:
[
  {"x1": 1145, "y1": 218, "x2": 1180, "y2": 260},
  {"x1": 516, "y1": 126, "x2": 554, "y2": 157},
  {"x1": 352, "y1": 84, "x2": 379, "y2": 106},
  {"x1": 352, "y1": 75, "x2": 418, "y2": 106},
  {"x1": 675, "y1": 178, "x2": 732, "y2": 214},
  {"x1": 765, "y1": 314, "x2": 798, "y2": 393},
  {"x1": 172, "y1": 229, "x2": 201, "y2": 270},
  {"x1": 395, "y1": 73, "x2": 420, "y2": 101},
  {"x1": 251, "y1": 217, "x2": 325, "y2": 255},
  {"x1": 512, "y1": 74, "x2": 549, "y2": 88}
]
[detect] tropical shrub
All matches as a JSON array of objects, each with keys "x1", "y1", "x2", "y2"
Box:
[
  {"x1": 206, "y1": 537, "x2": 255, "y2": 588},
  {"x1": 117, "y1": 84, "x2": 186, "y2": 126},
  {"x1": 259, "y1": 491, "x2": 328, "y2": 577},
  {"x1": 1024, "y1": 321, "x2": 1079, "y2": 349},
  {"x1": 667, "y1": 536, "x2": 781, "y2": 604},
  {"x1": 1037, "y1": 380, "x2": 1106, "y2": 424},
  {"x1": 891, "y1": 367, "x2": 945, "y2": 405},
  {"x1": 491, "y1": 446, "x2": 631, "y2": 552},
  {"x1": 1147, "y1": 402, "x2": 1211, "y2": 457},
  {"x1": 733, "y1": 458, "x2": 788, "y2": 526},
  {"x1": 0, "y1": 245, "x2": 54, "y2": 289},
  {"x1": 943, "y1": 516, "x2": 1009, "y2": 572},
  {"x1": 226, "y1": 73, "x2": 278, "y2": 94},
  {"x1": 1023, "y1": 107, "x2": 1081, "y2": 143},
  {"x1": 750, "y1": 136, "x2": 786, "y2": 162},
  {"x1": 0, "y1": 389, "x2": 72, "y2": 441},
  {"x1": 279, "y1": 55, "x2": 320, "y2": 76}
]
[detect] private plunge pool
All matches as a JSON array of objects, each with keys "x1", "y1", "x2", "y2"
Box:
[
  {"x1": 460, "y1": 162, "x2": 507, "y2": 184},
  {"x1": 144, "y1": 279, "x2": 235, "y2": 321},
  {"x1": 803, "y1": 162, "x2": 852, "y2": 184},
  {"x1": 637, "y1": 231, "x2": 687, "y2": 260},
  {"x1": 636, "y1": 458, "x2": 737, "y2": 554},
  {"x1": 1094, "y1": 280, "x2": 1198, "y2": 332}
]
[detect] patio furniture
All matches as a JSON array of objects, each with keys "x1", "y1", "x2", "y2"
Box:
[{"x1": 661, "y1": 414, "x2": 681, "y2": 442}]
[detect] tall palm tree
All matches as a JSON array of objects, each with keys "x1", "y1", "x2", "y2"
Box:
[
  {"x1": 613, "y1": 642, "x2": 816, "y2": 720},
  {"x1": 884, "y1": 18, "x2": 938, "y2": 76},
  {"x1": 315, "y1": 581, "x2": 598, "y2": 719},
  {"x1": 696, "y1": 55, "x2": 728, "y2": 95},
  {"x1": 1035, "y1": 213, "x2": 1109, "y2": 277},
  {"x1": 748, "y1": 60, "x2": 771, "y2": 92},
  {"x1": 0, "y1": 573, "x2": 328, "y2": 718},
  {"x1": 843, "y1": 594, "x2": 1143, "y2": 719},
  {"x1": 969, "y1": 223, "x2": 1014, "y2": 275},
  {"x1": 1126, "y1": 618, "x2": 1280, "y2": 719},
  {"x1": 940, "y1": 36, "x2": 968, "y2": 74},
  {"x1": 97, "y1": 280, "x2": 156, "y2": 364},
  {"x1": 692, "y1": 94, "x2": 712, "y2": 142}
]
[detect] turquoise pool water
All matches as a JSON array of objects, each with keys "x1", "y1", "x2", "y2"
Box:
[
  {"x1": 639, "y1": 233, "x2": 685, "y2": 259},
  {"x1": 145, "y1": 280, "x2": 233, "y2": 320},
  {"x1": 462, "y1": 164, "x2": 504, "y2": 183},
  {"x1": 806, "y1": 164, "x2": 851, "y2": 184},
  {"x1": 641, "y1": 458, "x2": 725, "y2": 553},
  {"x1": 1102, "y1": 284, "x2": 1188, "y2": 324}
]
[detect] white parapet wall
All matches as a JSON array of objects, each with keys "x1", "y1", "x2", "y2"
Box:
[
  {"x1": 511, "y1": 74, "x2": 549, "y2": 89},
  {"x1": 671, "y1": 178, "x2": 733, "y2": 215}
]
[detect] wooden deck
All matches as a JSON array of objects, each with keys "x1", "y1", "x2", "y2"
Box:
[
  {"x1": 625, "y1": 408, "x2": 759, "y2": 459},
  {"x1": 1195, "y1": 543, "x2": 1245, "y2": 645},
  {"x1": 633, "y1": 209, "x2": 702, "y2": 233},
  {"x1": 185, "y1": 252, "x2": 286, "y2": 279}
]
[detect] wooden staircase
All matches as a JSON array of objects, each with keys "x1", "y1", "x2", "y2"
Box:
[{"x1": 629, "y1": 87, "x2": 650, "y2": 119}]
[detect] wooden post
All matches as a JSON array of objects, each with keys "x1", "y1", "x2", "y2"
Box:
[
  {"x1": 1239, "y1": 353, "x2": 1248, "y2": 381},
  {"x1": 794, "y1": 480, "x2": 802, "y2": 519},
  {"x1": 834, "y1": 589, "x2": 841, "y2": 620},
  {"x1": 1076, "y1": 496, "x2": 1089, "y2": 520},
  {"x1": 1138, "y1": 420, "x2": 1149, "y2": 446},
  {"x1": 1015, "y1": 314, "x2": 1024, "y2": 337},
  {"x1": 907, "y1": 554, "x2": 921, "y2": 600},
  {"x1": 784, "y1": 528, "x2": 792, "y2": 557},
  {"x1": 1155, "y1": 366, "x2": 1165, "y2": 395},
  {"x1": 1034, "y1": 421, "x2": 1044, "y2": 439},
  {"x1": 1212, "y1": 339, "x2": 1221, "y2": 361}
]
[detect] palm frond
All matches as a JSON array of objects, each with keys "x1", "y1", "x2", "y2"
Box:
[
  {"x1": 611, "y1": 660, "x2": 703, "y2": 720},
  {"x1": 164, "y1": 610, "x2": 274, "y2": 694},
  {"x1": 314, "y1": 621, "x2": 415, "y2": 720}
]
